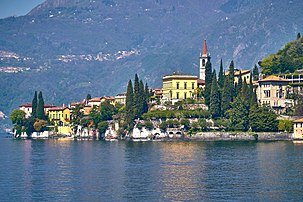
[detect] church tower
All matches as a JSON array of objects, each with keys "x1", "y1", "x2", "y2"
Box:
[{"x1": 199, "y1": 39, "x2": 211, "y2": 80}]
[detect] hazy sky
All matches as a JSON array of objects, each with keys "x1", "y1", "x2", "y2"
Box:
[{"x1": 0, "y1": 0, "x2": 45, "y2": 19}]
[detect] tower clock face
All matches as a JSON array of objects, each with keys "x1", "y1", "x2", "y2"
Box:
[{"x1": 202, "y1": 59, "x2": 205, "y2": 66}]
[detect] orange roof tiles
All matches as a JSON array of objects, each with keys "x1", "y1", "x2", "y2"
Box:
[{"x1": 258, "y1": 75, "x2": 289, "y2": 82}]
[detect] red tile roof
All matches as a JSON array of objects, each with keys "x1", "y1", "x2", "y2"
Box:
[{"x1": 258, "y1": 75, "x2": 289, "y2": 82}]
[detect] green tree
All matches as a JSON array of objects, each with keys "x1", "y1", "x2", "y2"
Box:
[
  {"x1": 180, "y1": 119, "x2": 190, "y2": 130},
  {"x1": 249, "y1": 89, "x2": 258, "y2": 107},
  {"x1": 278, "y1": 119, "x2": 293, "y2": 132},
  {"x1": 143, "y1": 83, "x2": 149, "y2": 113},
  {"x1": 133, "y1": 74, "x2": 140, "y2": 118},
  {"x1": 294, "y1": 94, "x2": 303, "y2": 116},
  {"x1": 236, "y1": 71, "x2": 243, "y2": 96},
  {"x1": 10, "y1": 109, "x2": 26, "y2": 125},
  {"x1": 37, "y1": 91, "x2": 45, "y2": 120},
  {"x1": 98, "y1": 121, "x2": 108, "y2": 135},
  {"x1": 100, "y1": 100, "x2": 117, "y2": 121},
  {"x1": 138, "y1": 79, "x2": 145, "y2": 116},
  {"x1": 144, "y1": 121, "x2": 154, "y2": 130},
  {"x1": 218, "y1": 58, "x2": 224, "y2": 89},
  {"x1": 228, "y1": 60, "x2": 235, "y2": 99},
  {"x1": 89, "y1": 106, "x2": 101, "y2": 128},
  {"x1": 221, "y1": 76, "x2": 232, "y2": 116},
  {"x1": 210, "y1": 70, "x2": 221, "y2": 118},
  {"x1": 249, "y1": 105, "x2": 278, "y2": 132},
  {"x1": 204, "y1": 61, "x2": 212, "y2": 106},
  {"x1": 31, "y1": 91, "x2": 38, "y2": 118},
  {"x1": 252, "y1": 64, "x2": 259, "y2": 81},
  {"x1": 227, "y1": 94, "x2": 249, "y2": 131},
  {"x1": 125, "y1": 80, "x2": 134, "y2": 125},
  {"x1": 297, "y1": 32, "x2": 301, "y2": 40},
  {"x1": 86, "y1": 94, "x2": 92, "y2": 101},
  {"x1": 241, "y1": 78, "x2": 250, "y2": 101}
]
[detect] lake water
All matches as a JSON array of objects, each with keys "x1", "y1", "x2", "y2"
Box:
[{"x1": 1, "y1": 134, "x2": 303, "y2": 201}]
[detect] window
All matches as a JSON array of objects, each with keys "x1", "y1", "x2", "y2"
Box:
[
  {"x1": 176, "y1": 92, "x2": 179, "y2": 99},
  {"x1": 176, "y1": 82, "x2": 179, "y2": 89},
  {"x1": 184, "y1": 92, "x2": 187, "y2": 99},
  {"x1": 202, "y1": 59, "x2": 205, "y2": 66},
  {"x1": 192, "y1": 82, "x2": 195, "y2": 89},
  {"x1": 184, "y1": 82, "x2": 187, "y2": 89},
  {"x1": 264, "y1": 90, "x2": 270, "y2": 98}
]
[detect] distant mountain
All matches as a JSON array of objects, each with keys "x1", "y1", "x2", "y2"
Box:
[{"x1": 0, "y1": 0, "x2": 303, "y2": 121}]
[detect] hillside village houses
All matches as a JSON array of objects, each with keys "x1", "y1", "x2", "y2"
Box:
[{"x1": 17, "y1": 40, "x2": 303, "y2": 138}]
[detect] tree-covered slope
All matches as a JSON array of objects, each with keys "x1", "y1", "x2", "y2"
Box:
[{"x1": 260, "y1": 35, "x2": 303, "y2": 75}]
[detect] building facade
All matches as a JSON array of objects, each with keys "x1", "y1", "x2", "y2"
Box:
[
  {"x1": 19, "y1": 103, "x2": 55, "y2": 118},
  {"x1": 162, "y1": 73, "x2": 198, "y2": 103},
  {"x1": 256, "y1": 75, "x2": 292, "y2": 113},
  {"x1": 293, "y1": 118, "x2": 303, "y2": 140},
  {"x1": 225, "y1": 69, "x2": 251, "y2": 84}
]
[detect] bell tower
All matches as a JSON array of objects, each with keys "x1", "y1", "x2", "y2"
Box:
[{"x1": 199, "y1": 39, "x2": 211, "y2": 80}]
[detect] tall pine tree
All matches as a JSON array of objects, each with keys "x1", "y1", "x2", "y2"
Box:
[
  {"x1": 37, "y1": 91, "x2": 45, "y2": 120},
  {"x1": 221, "y1": 76, "x2": 232, "y2": 117},
  {"x1": 138, "y1": 80, "x2": 145, "y2": 116},
  {"x1": 125, "y1": 80, "x2": 134, "y2": 125},
  {"x1": 133, "y1": 74, "x2": 140, "y2": 118},
  {"x1": 31, "y1": 91, "x2": 38, "y2": 118},
  {"x1": 236, "y1": 71, "x2": 243, "y2": 96},
  {"x1": 227, "y1": 94, "x2": 250, "y2": 131},
  {"x1": 228, "y1": 60, "x2": 235, "y2": 100},
  {"x1": 218, "y1": 59, "x2": 224, "y2": 89},
  {"x1": 252, "y1": 64, "x2": 259, "y2": 81},
  {"x1": 204, "y1": 61, "x2": 212, "y2": 106},
  {"x1": 210, "y1": 70, "x2": 221, "y2": 118},
  {"x1": 143, "y1": 83, "x2": 149, "y2": 113}
]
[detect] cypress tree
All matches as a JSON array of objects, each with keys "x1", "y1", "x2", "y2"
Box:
[
  {"x1": 236, "y1": 71, "x2": 243, "y2": 96},
  {"x1": 138, "y1": 80, "x2": 145, "y2": 116},
  {"x1": 228, "y1": 60, "x2": 235, "y2": 100},
  {"x1": 252, "y1": 64, "x2": 259, "y2": 81},
  {"x1": 228, "y1": 94, "x2": 250, "y2": 131},
  {"x1": 86, "y1": 94, "x2": 92, "y2": 101},
  {"x1": 143, "y1": 83, "x2": 149, "y2": 113},
  {"x1": 133, "y1": 74, "x2": 140, "y2": 117},
  {"x1": 204, "y1": 61, "x2": 212, "y2": 106},
  {"x1": 241, "y1": 78, "x2": 250, "y2": 101},
  {"x1": 125, "y1": 80, "x2": 134, "y2": 124},
  {"x1": 37, "y1": 91, "x2": 45, "y2": 120},
  {"x1": 221, "y1": 76, "x2": 232, "y2": 116},
  {"x1": 210, "y1": 70, "x2": 221, "y2": 118},
  {"x1": 31, "y1": 91, "x2": 38, "y2": 118},
  {"x1": 249, "y1": 89, "x2": 258, "y2": 107},
  {"x1": 218, "y1": 59, "x2": 224, "y2": 89},
  {"x1": 297, "y1": 32, "x2": 301, "y2": 40}
]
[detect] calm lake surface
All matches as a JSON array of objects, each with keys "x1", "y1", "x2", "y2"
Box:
[{"x1": 1, "y1": 133, "x2": 303, "y2": 201}]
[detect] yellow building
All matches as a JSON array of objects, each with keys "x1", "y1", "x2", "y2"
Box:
[
  {"x1": 293, "y1": 118, "x2": 303, "y2": 141},
  {"x1": 114, "y1": 93, "x2": 126, "y2": 105},
  {"x1": 225, "y1": 69, "x2": 251, "y2": 84},
  {"x1": 48, "y1": 107, "x2": 72, "y2": 135},
  {"x1": 162, "y1": 73, "x2": 198, "y2": 103},
  {"x1": 256, "y1": 75, "x2": 293, "y2": 113}
]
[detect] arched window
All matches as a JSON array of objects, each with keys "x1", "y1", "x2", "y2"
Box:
[{"x1": 202, "y1": 59, "x2": 206, "y2": 66}]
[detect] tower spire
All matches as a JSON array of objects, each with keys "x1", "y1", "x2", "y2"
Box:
[
  {"x1": 199, "y1": 39, "x2": 211, "y2": 80},
  {"x1": 202, "y1": 39, "x2": 208, "y2": 55}
]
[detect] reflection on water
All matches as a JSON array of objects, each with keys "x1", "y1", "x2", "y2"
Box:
[
  {"x1": 1, "y1": 137, "x2": 303, "y2": 201},
  {"x1": 159, "y1": 142, "x2": 206, "y2": 201}
]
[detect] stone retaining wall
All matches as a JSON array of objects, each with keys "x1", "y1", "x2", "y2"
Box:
[{"x1": 186, "y1": 132, "x2": 292, "y2": 141}]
